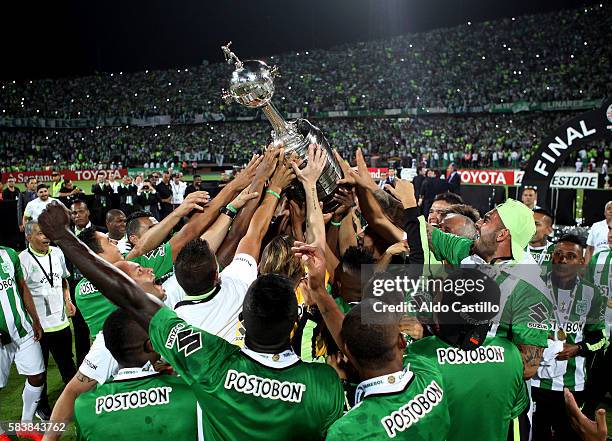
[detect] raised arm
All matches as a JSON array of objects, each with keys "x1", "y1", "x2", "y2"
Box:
[
  {"x1": 38, "y1": 201, "x2": 161, "y2": 330},
  {"x1": 235, "y1": 152, "x2": 295, "y2": 261},
  {"x1": 167, "y1": 155, "x2": 262, "y2": 261},
  {"x1": 126, "y1": 190, "x2": 209, "y2": 259},
  {"x1": 336, "y1": 148, "x2": 403, "y2": 244},
  {"x1": 292, "y1": 242, "x2": 348, "y2": 361},
  {"x1": 291, "y1": 144, "x2": 328, "y2": 251},
  {"x1": 201, "y1": 187, "x2": 259, "y2": 252},
  {"x1": 217, "y1": 149, "x2": 279, "y2": 268}
]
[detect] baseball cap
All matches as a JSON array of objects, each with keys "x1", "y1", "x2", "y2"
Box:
[{"x1": 496, "y1": 198, "x2": 536, "y2": 263}]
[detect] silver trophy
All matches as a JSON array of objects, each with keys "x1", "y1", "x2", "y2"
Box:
[{"x1": 221, "y1": 42, "x2": 342, "y2": 209}]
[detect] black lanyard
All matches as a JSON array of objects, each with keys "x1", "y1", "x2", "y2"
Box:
[{"x1": 28, "y1": 249, "x2": 54, "y2": 287}]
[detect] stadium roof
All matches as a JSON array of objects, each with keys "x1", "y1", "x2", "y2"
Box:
[{"x1": 2, "y1": 0, "x2": 598, "y2": 80}]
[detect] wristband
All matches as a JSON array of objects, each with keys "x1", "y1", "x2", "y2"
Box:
[
  {"x1": 226, "y1": 203, "x2": 238, "y2": 214},
  {"x1": 331, "y1": 220, "x2": 342, "y2": 227},
  {"x1": 266, "y1": 189, "x2": 281, "y2": 199},
  {"x1": 219, "y1": 206, "x2": 237, "y2": 219}
]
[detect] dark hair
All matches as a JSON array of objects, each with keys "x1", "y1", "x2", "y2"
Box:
[
  {"x1": 193, "y1": 175, "x2": 201, "y2": 179},
  {"x1": 79, "y1": 227, "x2": 103, "y2": 254},
  {"x1": 106, "y1": 209, "x2": 125, "y2": 223},
  {"x1": 36, "y1": 183, "x2": 48, "y2": 191},
  {"x1": 175, "y1": 239, "x2": 218, "y2": 295},
  {"x1": 341, "y1": 299, "x2": 398, "y2": 369},
  {"x1": 126, "y1": 210, "x2": 153, "y2": 240},
  {"x1": 103, "y1": 309, "x2": 149, "y2": 367},
  {"x1": 27, "y1": 177, "x2": 37, "y2": 183},
  {"x1": 533, "y1": 208, "x2": 554, "y2": 225},
  {"x1": 242, "y1": 273, "x2": 298, "y2": 346},
  {"x1": 445, "y1": 204, "x2": 480, "y2": 223},
  {"x1": 434, "y1": 192, "x2": 464, "y2": 205},
  {"x1": 557, "y1": 233, "x2": 584, "y2": 249},
  {"x1": 341, "y1": 246, "x2": 375, "y2": 275}
]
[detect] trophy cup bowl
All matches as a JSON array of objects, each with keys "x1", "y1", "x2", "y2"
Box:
[
  {"x1": 227, "y1": 60, "x2": 276, "y2": 109},
  {"x1": 221, "y1": 42, "x2": 343, "y2": 211}
]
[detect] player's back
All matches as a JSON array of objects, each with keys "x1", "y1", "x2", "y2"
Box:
[
  {"x1": 406, "y1": 335, "x2": 527, "y2": 441},
  {"x1": 326, "y1": 356, "x2": 450, "y2": 440},
  {"x1": 74, "y1": 371, "x2": 199, "y2": 441},
  {"x1": 196, "y1": 348, "x2": 344, "y2": 440},
  {"x1": 149, "y1": 307, "x2": 344, "y2": 440}
]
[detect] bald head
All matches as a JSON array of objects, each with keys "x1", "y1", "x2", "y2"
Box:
[{"x1": 440, "y1": 213, "x2": 478, "y2": 240}]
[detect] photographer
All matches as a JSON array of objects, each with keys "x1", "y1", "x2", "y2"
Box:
[{"x1": 135, "y1": 180, "x2": 160, "y2": 220}]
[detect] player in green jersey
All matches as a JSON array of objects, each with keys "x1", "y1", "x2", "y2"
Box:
[
  {"x1": 405, "y1": 268, "x2": 530, "y2": 441},
  {"x1": 40, "y1": 188, "x2": 344, "y2": 440},
  {"x1": 74, "y1": 309, "x2": 199, "y2": 441},
  {"x1": 291, "y1": 240, "x2": 449, "y2": 440},
  {"x1": 0, "y1": 246, "x2": 46, "y2": 441},
  {"x1": 531, "y1": 235, "x2": 607, "y2": 441},
  {"x1": 73, "y1": 157, "x2": 261, "y2": 336},
  {"x1": 425, "y1": 198, "x2": 552, "y2": 379}
]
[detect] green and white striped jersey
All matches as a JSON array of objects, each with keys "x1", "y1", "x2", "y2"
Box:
[
  {"x1": 531, "y1": 277, "x2": 606, "y2": 392},
  {"x1": 586, "y1": 249, "x2": 612, "y2": 334},
  {"x1": 0, "y1": 246, "x2": 33, "y2": 342}
]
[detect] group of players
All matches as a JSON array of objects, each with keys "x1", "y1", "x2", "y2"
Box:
[{"x1": 0, "y1": 144, "x2": 610, "y2": 440}]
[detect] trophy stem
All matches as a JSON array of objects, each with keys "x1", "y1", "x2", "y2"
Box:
[{"x1": 261, "y1": 103, "x2": 290, "y2": 136}]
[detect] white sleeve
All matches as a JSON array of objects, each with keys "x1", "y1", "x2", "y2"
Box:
[
  {"x1": 586, "y1": 224, "x2": 596, "y2": 246},
  {"x1": 24, "y1": 201, "x2": 32, "y2": 217},
  {"x1": 79, "y1": 332, "x2": 119, "y2": 385},
  {"x1": 18, "y1": 252, "x2": 30, "y2": 280},
  {"x1": 220, "y1": 253, "x2": 258, "y2": 286}
]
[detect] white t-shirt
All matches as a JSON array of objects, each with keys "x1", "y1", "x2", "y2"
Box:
[
  {"x1": 587, "y1": 220, "x2": 611, "y2": 253},
  {"x1": 81, "y1": 255, "x2": 258, "y2": 385},
  {"x1": 174, "y1": 253, "x2": 257, "y2": 346},
  {"x1": 162, "y1": 274, "x2": 186, "y2": 309},
  {"x1": 19, "y1": 246, "x2": 70, "y2": 331},
  {"x1": 24, "y1": 197, "x2": 59, "y2": 221},
  {"x1": 170, "y1": 181, "x2": 187, "y2": 205}
]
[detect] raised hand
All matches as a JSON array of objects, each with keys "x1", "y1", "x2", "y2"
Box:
[
  {"x1": 333, "y1": 149, "x2": 356, "y2": 187},
  {"x1": 269, "y1": 150, "x2": 296, "y2": 191},
  {"x1": 230, "y1": 187, "x2": 260, "y2": 210},
  {"x1": 384, "y1": 179, "x2": 417, "y2": 209},
  {"x1": 38, "y1": 201, "x2": 72, "y2": 242},
  {"x1": 292, "y1": 144, "x2": 327, "y2": 186},
  {"x1": 292, "y1": 241, "x2": 326, "y2": 290},
  {"x1": 232, "y1": 153, "x2": 264, "y2": 190},
  {"x1": 564, "y1": 388, "x2": 607, "y2": 441},
  {"x1": 332, "y1": 187, "x2": 355, "y2": 219},
  {"x1": 255, "y1": 144, "x2": 282, "y2": 182},
  {"x1": 173, "y1": 191, "x2": 209, "y2": 217}
]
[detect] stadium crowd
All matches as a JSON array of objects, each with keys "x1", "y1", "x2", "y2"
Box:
[
  {"x1": 1, "y1": 112, "x2": 611, "y2": 172},
  {"x1": 0, "y1": 4, "x2": 609, "y2": 118},
  {"x1": 0, "y1": 143, "x2": 610, "y2": 441}
]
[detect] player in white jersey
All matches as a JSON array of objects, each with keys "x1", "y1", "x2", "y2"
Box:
[
  {"x1": 0, "y1": 246, "x2": 46, "y2": 441},
  {"x1": 19, "y1": 221, "x2": 77, "y2": 421}
]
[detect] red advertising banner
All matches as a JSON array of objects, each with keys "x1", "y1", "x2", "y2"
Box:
[
  {"x1": 367, "y1": 167, "x2": 389, "y2": 180},
  {"x1": 457, "y1": 169, "x2": 516, "y2": 186},
  {"x1": 1, "y1": 169, "x2": 128, "y2": 184}
]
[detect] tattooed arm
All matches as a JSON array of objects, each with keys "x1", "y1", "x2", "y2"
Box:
[
  {"x1": 43, "y1": 371, "x2": 98, "y2": 441},
  {"x1": 518, "y1": 344, "x2": 544, "y2": 380}
]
